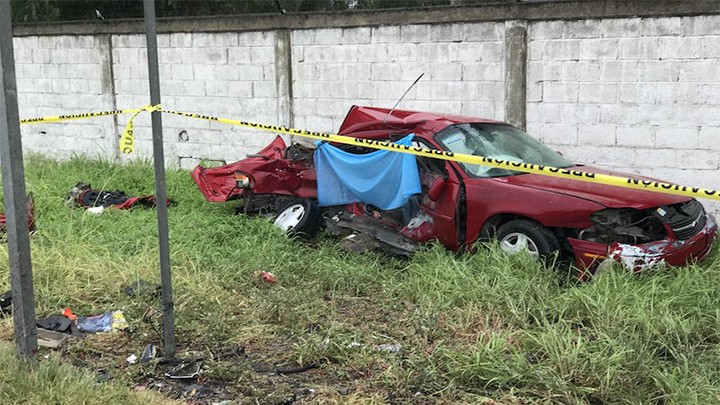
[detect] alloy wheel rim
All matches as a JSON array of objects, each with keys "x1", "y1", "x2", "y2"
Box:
[
  {"x1": 500, "y1": 232, "x2": 540, "y2": 260},
  {"x1": 274, "y1": 204, "x2": 305, "y2": 231}
]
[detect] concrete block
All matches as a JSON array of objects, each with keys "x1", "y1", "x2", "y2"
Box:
[
  {"x1": 528, "y1": 21, "x2": 566, "y2": 40},
  {"x1": 477, "y1": 82, "x2": 504, "y2": 101},
  {"x1": 526, "y1": 60, "x2": 559, "y2": 81},
  {"x1": 578, "y1": 124, "x2": 616, "y2": 146},
  {"x1": 637, "y1": 61, "x2": 679, "y2": 82},
  {"x1": 447, "y1": 81, "x2": 478, "y2": 101},
  {"x1": 227, "y1": 81, "x2": 253, "y2": 97},
  {"x1": 431, "y1": 24, "x2": 463, "y2": 42},
  {"x1": 387, "y1": 43, "x2": 419, "y2": 62},
  {"x1": 371, "y1": 26, "x2": 400, "y2": 44},
  {"x1": 401, "y1": 24, "x2": 430, "y2": 43},
  {"x1": 616, "y1": 125, "x2": 654, "y2": 147},
  {"x1": 698, "y1": 84, "x2": 720, "y2": 104},
  {"x1": 39, "y1": 64, "x2": 61, "y2": 79},
  {"x1": 371, "y1": 63, "x2": 402, "y2": 81},
  {"x1": 215, "y1": 65, "x2": 241, "y2": 81},
  {"x1": 36, "y1": 36, "x2": 59, "y2": 49},
  {"x1": 579, "y1": 83, "x2": 616, "y2": 104},
  {"x1": 293, "y1": 63, "x2": 317, "y2": 81},
  {"x1": 479, "y1": 42, "x2": 503, "y2": 62},
  {"x1": 342, "y1": 27, "x2": 371, "y2": 44},
  {"x1": 463, "y1": 62, "x2": 503, "y2": 82},
  {"x1": 314, "y1": 28, "x2": 343, "y2": 45},
  {"x1": 527, "y1": 40, "x2": 543, "y2": 61},
  {"x1": 14, "y1": 49, "x2": 32, "y2": 64},
  {"x1": 228, "y1": 47, "x2": 252, "y2": 64},
  {"x1": 463, "y1": 23, "x2": 502, "y2": 42},
  {"x1": 236, "y1": 65, "x2": 264, "y2": 81},
  {"x1": 579, "y1": 39, "x2": 618, "y2": 60},
  {"x1": 430, "y1": 63, "x2": 462, "y2": 81},
  {"x1": 538, "y1": 123, "x2": 578, "y2": 145},
  {"x1": 656, "y1": 127, "x2": 698, "y2": 148},
  {"x1": 543, "y1": 82, "x2": 578, "y2": 103},
  {"x1": 701, "y1": 37, "x2": 720, "y2": 58},
  {"x1": 169, "y1": 33, "x2": 193, "y2": 47},
  {"x1": 601, "y1": 60, "x2": 639, "y2": 82},
  {"x1": 244, "y1": 47, "x2": 271, "y2": 64},
  {"x1": 240, "y1": 31, "x2": 274, "y2": 47},
  {"x1": 356, "y1": 44, "x2": 388, "y2": 63},
  {"x1": 577, "y1": 61, "x2": 602, "y2": 81},
  {"x1": 460, "y1": 100, "x2": 495, "y2": 118},
  {"x1": 159, "y1": 48, "x2": 185, "y2": 64},
  {"x1": 640, "y1": 17, "x2": 682, "y2": 37},
  {"x1": 192, "y1": 64, "x2": 216, "y2": 81},
  {"x1": 527, "y1": 82, "x2": 543, "y2": 102},
  {"x1": 682, "y1": 15, "x2": 720, "y2": 36},
  {"x1": 190, "y1": 48, "x2": 227, "y2": 64},
  {"x1": 600, "y1": 18, "x2": 641, "y2": 37},
  {"x1": 699, "y1": 127, "x2": 720, "y2": 145},
  {"x1": 565, "y1": 20, "x2": 603, "y2": 39},
  {"x1": 171, "y1": 64, "x2": 194, "y2": 80},
  {"x1": 113, "y1": 35, "x2": 144, "y2": 48},
  {"x1": 253, "y1": 81, "x2": 276, "y2": 98},
  {"x1": 418, "y1": 43, "x2": 449, "y2": 61},
  {"x1": 429, "y1": 100, "x2": 462, "y2": 114},
  {"x1": 193, "y1": 33, "x2": 237, "y2": 48},
  {"x1": 543, "y1": 40, "x2": 580, "y2": 61},
  {"x1": 617, "y1": 83, "x2": 640, "y2": 104},
  {"x1": 447, "y1": 42, "x2": 481, "y2": 62},
  {"x1": 599, "y1": 105, "x2": 639, "y2": 125},
  {"x1": 292, "y1": 29, "x2": 315, "y2": 45},
  {"x1": 679, "y1": 60, "x2": 720, "y2": 82},
  {"x1": 676, "y1": 149, "x2": 719, "y2": 170},
  {"x1": 617, "y1": 37, "x2": 660, "y2": 60},
  {"x1": 659, "y1": 37, "x2": 702, "y2": 59}
]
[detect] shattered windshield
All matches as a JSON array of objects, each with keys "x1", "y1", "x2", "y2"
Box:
[{"x1": 436, "y1": 123, "x2": 574, "y2": 178}]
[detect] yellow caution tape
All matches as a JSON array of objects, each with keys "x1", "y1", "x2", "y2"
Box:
[
  {"x1": 19, "y1": 109, "x2": 131, "y2": 124},
  {"x1": 19, "y1": 104, "x2": 161, "y2": 155},
  {"x1": 18, "y1": 105, "x2": 720, "y2": 201},
  {"x1": 161, "y1": 109, "x2": 720, "y2": 202},
  {"x1": 119, "y1": 104, "x2": 161, "y2": 154}
]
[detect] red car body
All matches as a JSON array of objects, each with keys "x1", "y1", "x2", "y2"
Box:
[{"x1": 193, "y1": 106, "x2": 716, "y2": 273}]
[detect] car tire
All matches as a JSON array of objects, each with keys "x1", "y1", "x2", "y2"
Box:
[
  {"x1": 496, "y1": 219, "x2": 560, "y2": 264},
  {"x1": 273, "y1": 198, "x2": 320, "y2": 238}
]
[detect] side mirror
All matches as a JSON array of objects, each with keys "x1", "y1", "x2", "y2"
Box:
[{"x1": 427, "y1": 177, "x2": 446, "y2": 202}]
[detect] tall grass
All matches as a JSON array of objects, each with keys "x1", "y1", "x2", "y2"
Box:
[{"x1": 1, "y1": 155, "x2": 719, "y2": 403}]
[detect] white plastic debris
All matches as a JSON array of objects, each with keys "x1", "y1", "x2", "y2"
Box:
[
  {"x1": 86, "y1": 206, "x2": 105, "y2": 215},
  {"x1": 126, "y1": 354, "x2": 138, "y2": 364}
]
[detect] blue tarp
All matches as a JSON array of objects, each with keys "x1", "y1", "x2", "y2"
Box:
[{"x1": 315, "y1": 134, "x2": 421, "y2": 210}]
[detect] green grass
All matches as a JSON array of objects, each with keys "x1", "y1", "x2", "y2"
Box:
[{"x1": 1, "y1": 155, "x2": 720, "y2": 404}]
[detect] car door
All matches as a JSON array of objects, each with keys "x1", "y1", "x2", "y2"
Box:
[{"x1": 403, "y1": 139, "x2": 464, "y2": 250}]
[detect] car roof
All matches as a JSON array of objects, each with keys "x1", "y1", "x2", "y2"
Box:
[{"x1": 337, "y1": 105, "x2": 507, "y2": 139}]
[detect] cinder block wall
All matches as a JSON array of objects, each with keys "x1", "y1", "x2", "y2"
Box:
[
  {"x1": 291, "y1": 23, "x2": 505, "y2": 132},
  {"x1": 526, "y1": 16, "x2": 720, "y2": 214},
  {"x1": 11, "y1": 2, "x2": 720, "y2": 213}
]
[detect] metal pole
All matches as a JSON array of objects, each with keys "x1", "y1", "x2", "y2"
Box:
[
  {"x1": 143, "y1": 0, "x2": 175, "y2": 357},
  {"x1": 0, "y1": 0, "x2": 37, "y2": 359}
]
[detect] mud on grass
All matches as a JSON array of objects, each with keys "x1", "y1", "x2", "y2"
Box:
[{"x1": 2, "y1": 156, "x2": 720, "y2": 404}]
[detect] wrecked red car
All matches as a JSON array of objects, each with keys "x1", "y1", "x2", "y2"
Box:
[{"x1": 192, "y1": 106, "x2": 716, "y2": 273}]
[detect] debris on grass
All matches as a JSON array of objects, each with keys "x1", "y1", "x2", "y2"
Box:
[
  {"x1": 259, "y1": 271, "x2": 278, "y2": 283},
  {"x1": 37, "y1": 329, "x2": 70, "y2": 349}
]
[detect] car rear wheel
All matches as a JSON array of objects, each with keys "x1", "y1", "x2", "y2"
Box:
[
  {"x1": 497, "y1": 219, "x2": 560, "y2": 264},
  {"x1": 273, "y1": 198, "x2": 320, "y2": 238}
]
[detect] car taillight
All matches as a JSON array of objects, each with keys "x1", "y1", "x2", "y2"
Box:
[{"x1": 234, "y1": 172, "x2": 252, "y2": 188}]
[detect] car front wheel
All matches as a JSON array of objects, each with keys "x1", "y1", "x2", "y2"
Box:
[{"x1": 496, "y1": 219, "x2": 560, "y2": 264}]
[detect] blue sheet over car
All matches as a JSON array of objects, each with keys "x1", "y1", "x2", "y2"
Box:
[{"x1": 314, "y1": 134, "x2": 421, "y2": 210}]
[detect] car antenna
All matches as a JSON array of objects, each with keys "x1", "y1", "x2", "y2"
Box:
[{"x1": 383, "y1": 73, "x2": 424, "y2": 128}]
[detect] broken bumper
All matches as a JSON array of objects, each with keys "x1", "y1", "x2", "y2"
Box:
[{"x1": 569, "y1": 214, "x2": 717, "y2": 272}]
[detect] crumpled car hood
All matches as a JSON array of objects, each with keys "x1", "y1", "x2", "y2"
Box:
[{"x1": 494, "y1": 165, "x2": 690, "y2": 209}]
